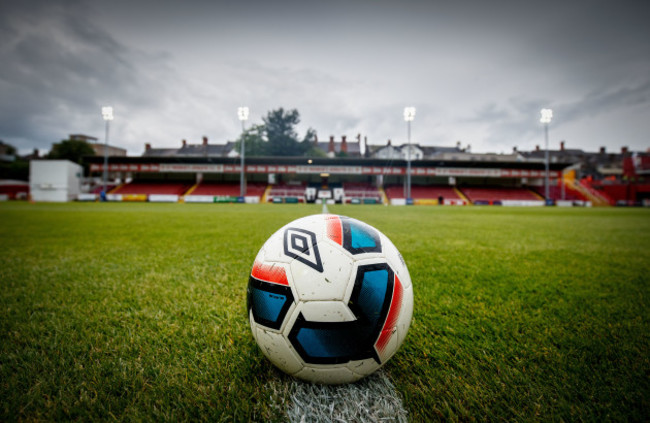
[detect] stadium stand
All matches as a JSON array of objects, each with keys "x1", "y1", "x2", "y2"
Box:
[
  {"x1": 383, "y1": 184, "x2": 465, "y2": 205},
  {"x1": 459, "y1": 187, "x2": 541, "y2": 205},
  {"x1": 583, "y1": 180, "x2": 650, "y2": 206},
  {"x1": 183, "y1": 181, "x2": 268, "y2": 203},
  {"x1": 245, "y1": 182, "x2": 268, "y2": 198},
  {"x1": 191, "y1": 182, "x2": 239, "y2": 196},
  {"x1": 267, "y1": 182, "x2": 306, "y2": 202},
  {"x1": 112, "y1": 181, "x2": 192, "y2": 195},
  {"x1": 92, "y1": 184, "x2": 117, "y2": 194},
  {"x1": 532, "y1": 185, "x2": 584, "y2": 202},
  {"x1": 0, "y1": 180, "x2": 29, "y2": 200},
  {"x1": 342, "y1": 182, "x2": 382, "y2": 203}
]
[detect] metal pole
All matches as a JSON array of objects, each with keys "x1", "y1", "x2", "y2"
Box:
[
  {"x1": 406, "y1": 120, "x2": 411, "y2": 200},
  {"x1": 240, "y1": 120, "x2": 246, "y2": 197},
  {"x1": 103, "y1": 119, "x2": 109, "y2": 194},
  {"x1": 544, "y1": 122, "x2": 549, "y2": 202}
]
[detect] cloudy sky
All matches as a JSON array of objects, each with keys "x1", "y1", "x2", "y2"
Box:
[{"x1": 1, "y1": 0, "x2": 649, "y2": 156}]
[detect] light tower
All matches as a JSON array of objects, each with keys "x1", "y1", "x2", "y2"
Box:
[
  {"x1": 238, "y1": 107, "x2": 249, "y2": 197},
  {"x1": 540, "y1": 108, "x2": 553, "y2": 203},
  {"x1": 101, "y1": 106, "x2": 114, "y2": 196},
  {"x1": 403, "y1": 107, "x2": 416, "y2": 201}
]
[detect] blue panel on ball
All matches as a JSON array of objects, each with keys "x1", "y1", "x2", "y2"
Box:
[
  {"x1": 357, "y1": 269, "x2": 389, "y2": 322},
  {"x1": 341, "y1": 219, "x2": 382, "y2": 254},
  {"x1": 288, "y1": 263, "x2": 394, "y2": 365},
  {"x1": 250, "y1": 287, "x2": 287, "y2": 323},
  {"x1": 349, "y1": 222, "x2": 378, "y2": 249},
  {"x1": 248, "y1": 277, "x2": 294, "y2": 330},
  {"x1": 294, "y1": 326, "x2": 356, "y2": 359}
]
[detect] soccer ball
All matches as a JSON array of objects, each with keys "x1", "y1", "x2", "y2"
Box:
[{"x1": 247, "y1": 214, "x2": 413, "y2": 384}]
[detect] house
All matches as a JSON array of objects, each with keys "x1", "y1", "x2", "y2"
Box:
[
  {"x1": 312, "y1": 135, "x2": 362, "y2": 158},
  {"x1": 142, "y1": 137, "x2": 238, "y2": 158}
]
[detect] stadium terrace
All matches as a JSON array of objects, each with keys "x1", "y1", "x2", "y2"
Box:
[
  {"x1": 82, "y1": 153, "x2": 570, "y2": 206},
  {"x1": 15, "y1": 135, "x2": 650, "y2": 206}
]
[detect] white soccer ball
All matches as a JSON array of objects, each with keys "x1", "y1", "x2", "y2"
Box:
[{"x1": 247, "y1": 214, "x2": 413, "y2": 384}]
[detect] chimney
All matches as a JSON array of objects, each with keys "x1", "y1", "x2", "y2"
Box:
[
  {"x1": 341, "y1": 135, "x2": 347, "y2": 153},
  {"x1": 328, "y1": 136, "x2": 335, "y2": 153},
  {"x1": 513, "y1": 146, "x2": 518, "y2": 153},
  {"x1": 560, "y1": 141, "x2": 565, "y2": 151},
  {"x1": 33, "y1": 148, "x2": 39, "y2": 158},
  {"x1": 621, "y1": 146, "x2": 629, "y2": 155},
  {"x1": 364, "y1": 136, "x2": 368, "y2": 158},
  {"x1": 182, "y1": 139, "x2": 187, "y2": 147},
  {"x1": 387, "y1": 139, "x2": 392, "y2": 146},
  {"x1": 145, "y1": 143, "x2": 151, "y2": 151},
  {"x1": 600, "y1": 146, "x2": 606, "y2": 154},
  {"x1": 535, "y1": 145, "x2": 540, "y2": 151},
  {"x1": 202, "y1": 136, "x2": 208, "y2": 146}
]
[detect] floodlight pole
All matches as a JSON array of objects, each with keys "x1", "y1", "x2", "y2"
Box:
[
  {"x1": 238, "y1": 107, "x2": 249, "y2": 197},
  {"x1": 406, "y1": 119, "x2": 411, "y2": 199},
  {"x1": 403, "y1": 107, "x2": 416, "y2": 201},
  {"x1": 544, "y1": 122, "x2": 549, "y2": 200},
  {"x1": 101, "y1": 106, "x2": 114, "y2": 196},
  {"x1": 540, "y1": 108, "x2": 553, "y2": 204}
]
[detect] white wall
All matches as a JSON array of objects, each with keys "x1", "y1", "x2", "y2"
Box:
[{"x1": 30, "y1": 160, "x2": 82, "y2": 202}]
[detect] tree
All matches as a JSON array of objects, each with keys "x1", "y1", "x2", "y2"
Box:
[
  {"x1": 233, "y1": 124, "x2": 268, "y2": 157},
  {"x1": 231, "y1": 108, "x2": 317, "y2": 157},
  {"x1": 263, "y1": 108, "x2": 315, "y2": 156},
  {"x1": 0, "y1": 141, "x2": 17, "y2": 156},
  {"x1": 300, "y1": 128, "x2": 326, "y2": 157},
  {"x1": 48, "y1": 139, "x2": 95, "y2": 165}
]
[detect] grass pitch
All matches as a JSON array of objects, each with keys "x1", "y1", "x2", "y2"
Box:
[{"x1": 1, "y1": 202, "x2": 649, "y2": 421}]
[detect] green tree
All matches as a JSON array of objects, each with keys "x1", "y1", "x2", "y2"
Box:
[
  {"x1": 263, "y1": 108, "x2": 315, "y2": 156},
  {"x1": 0, "y1": 141, "x2": 17, "y2": 156},
  {"x1": 300, "y1": 128, "x2": 326, "y2": 157},
  {"x1": 48, "y1": 139, "x2": 95, "y2": 165},
  {"x1": 234, "y1": 124, "x2": 268, "y2": 157},
  {"x1": 0, "y1": 161, "x2": 29, "y2": 180},
  {"x1": 231, "y1": 108, "x2": 317, "y2": 157}
]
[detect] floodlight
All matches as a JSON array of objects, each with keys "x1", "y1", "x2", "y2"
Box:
[
  {"x1": 238, "y1": 107, "x2": 249, "y2": 121},
  {"x1": 540, "y1": 108, "x2": 553, "y2": 124},
  {"x1": 102, "y1": 106, "x2": 114, "y2": 121},
  {"x1": 403, "y1": 107, "x2": 416, "y2": 122}
]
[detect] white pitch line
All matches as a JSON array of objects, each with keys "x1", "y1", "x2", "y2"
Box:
[{"x1": 286, "y1": 371, "x2": 408, "y2": 423}]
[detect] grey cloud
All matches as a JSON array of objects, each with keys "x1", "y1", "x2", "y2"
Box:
[
  {"x1": 0, "y1": 1, "x2": 176, "y2": 151},
  {"x1": 561, "y1": 81, "x2": 650, "y2": 123},
  {"x1": 1, "y1": 0, "x2": 649, "y2": 155}
]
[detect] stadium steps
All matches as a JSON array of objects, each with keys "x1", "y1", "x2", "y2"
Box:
[
  {"x1": 261, "y1": 185, "x2": 272, "y2": 203},
  {"x1": 179, "y1": 183, "x2": 199, "y2": 202},
  {"x1": 378, "y1": 186, "x2": 388, "y2": 205},
  {"x1": 183, "y1": 183, "x2": 199, "y2": 196},
  {"x1": 454, "y1": 187, "x2": 470, "y2": 204},
  {"x1": 565, "y1": 180, "x2": 610, "y2": 206},
  {"x1": 108, "y1": 183, "x2": 124, "y2": 194},
  {"x1": 530, "y1": 189, "x2": 545, "y2": 201}
]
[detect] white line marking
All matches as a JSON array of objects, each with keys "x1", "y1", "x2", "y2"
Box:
[{"x1": 286, "y1": 370, "x2": 408, "y2": 423}]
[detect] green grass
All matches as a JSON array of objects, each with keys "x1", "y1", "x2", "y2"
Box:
[{"x1": 1, "y1": 203, "x2": 649, "y2": 421}]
